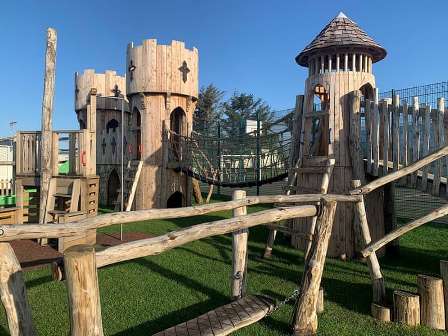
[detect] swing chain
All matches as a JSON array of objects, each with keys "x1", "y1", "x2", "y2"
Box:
[{"x1": 266, "y1": 287, "x2": 301, "y2": 316}]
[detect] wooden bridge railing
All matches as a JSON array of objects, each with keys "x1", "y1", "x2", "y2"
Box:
[
  {"x1": 15, "y1": 129, "x2": 94, "y2": 178},
  {"x1": 0, "y1": 192, "x2": 357, "y2": 336},
  {"x1": 361, "y1": 94, "x2": 448, "y2": 195}
]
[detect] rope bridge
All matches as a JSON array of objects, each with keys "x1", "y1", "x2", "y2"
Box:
[{"x1": 168, "y1": 113, "x2": 294, "y2": 188}]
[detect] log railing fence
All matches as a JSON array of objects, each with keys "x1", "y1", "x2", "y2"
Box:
[{"x1": 0, "y1": 191, "x2": 357, "y2": 336}]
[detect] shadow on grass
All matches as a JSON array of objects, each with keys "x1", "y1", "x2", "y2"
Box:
[{"x1": 112, "y1": 258, "x2": 229, "y2": 335}]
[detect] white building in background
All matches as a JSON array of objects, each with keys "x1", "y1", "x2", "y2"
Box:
[{"x1": 0, "y1": 142, "x2": 14, "y2": 182}]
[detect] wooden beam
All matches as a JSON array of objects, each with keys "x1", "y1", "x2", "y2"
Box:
[
  {"x1": 39, "y1": 28, "x2": 57, "y2": 225},
  {"x1": 351, "y1": 180, "x2": 385, "y2": 304},
  {"x1": 292, "y1": 200, "x2": 337, "y2": 336},
  {"x1": 351, "y1": 145, "x2": 448, "y2": 195},
  {"x1": 361, "y1": 203, "x2": 448, "y2": 258},
  {"x1": 349, "y1": 91, "x2": 365, "y2": 184},
  {"x1": 0, "y1": 243, "x2": 36, "y2": 336},
  {"x1": 231, "y1": 190, "x2": 248, "y2": 300},
  {"x1": 96, "y1": 205, "x2": 318, "y2": 268},
  {"x1": 0, "y1": 194, "x2": 359, "y2": 242}
]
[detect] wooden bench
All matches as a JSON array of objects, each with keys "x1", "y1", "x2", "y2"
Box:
[{"x1": 153, "y1": 295, "x2": 275, "y2": 336}]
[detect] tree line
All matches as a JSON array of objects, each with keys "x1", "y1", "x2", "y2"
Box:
[{"x1": 194, "y1": 84, "x2": 274, "y2": 137}]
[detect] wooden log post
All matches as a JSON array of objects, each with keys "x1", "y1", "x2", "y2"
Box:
[
  {"x1": 317, "y1": 288, "x2": 324, "y2": 314},
  {"x1": 39, "y1": 28, "x2": 57, "y2": 227},
  {"x1": 371, "y1": 303, "x2": 390, "y2": 322},
  {"x1": 393, "y1": 290, "x2": 420, "y2": 326},
  {"x1": 417, "y1": 274, "x2": 445, "y2": 330},
  {"x1": 439, "y1": 260, "x2": 448, "y2": 327},
  {"x1": 292, "y1": 200, "x2": 337, "y2": 336},
  {"x1": 64, "y1": 245, "x2": 103, "y2": 336},
  {"x1": 0, "y1": 243, "x2": 36, "y2": 336},
  {"x1": 351, "y1": 180, "x2": 386, "y2": 304},
  {"x1": 231, "y1": 190, "x2": 248, "y2": 300},
  {"x1": 349, "y1": 91, "x2": 365, "y2": 184}
]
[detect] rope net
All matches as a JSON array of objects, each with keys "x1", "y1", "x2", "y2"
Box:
[{"x1": 168, "y1": 112, "x2": 294, "y2": 187}]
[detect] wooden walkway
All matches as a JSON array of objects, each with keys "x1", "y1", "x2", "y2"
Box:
[{"x1": 153, "y1": 295, "x2": 275, "y2": 336}]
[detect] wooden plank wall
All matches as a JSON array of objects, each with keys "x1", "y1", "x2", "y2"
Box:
[{"x1": 362, "y1": 96, "x2": 447, "y2": 196}]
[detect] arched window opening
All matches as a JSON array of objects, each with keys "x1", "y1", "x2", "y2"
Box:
[
  {"x1": 133, "y1": 107, "x2": 142, "y2": 160},
  {"x1": 359, "y1": 83, "x2": 375, "y2": 146},
  {"x1": 107, "y1": 169, "x2": 120, "y2": 208},
  {"x1": 106, "y1": 119, "x2": 119, "y2": 133},
  {"x1": 167, "y1": 191, "x2": 184, "y2": 208},
  {"x1": 309, "y1": 85, "x2": 330, "y2": 156},
  {"x1": 170, "y1": 107, "x2": 186, "y2": 160}
]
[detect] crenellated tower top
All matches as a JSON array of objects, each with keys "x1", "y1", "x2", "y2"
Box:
[{"x1": 126, "y1": 39, "x2": 198, "y2": 99}]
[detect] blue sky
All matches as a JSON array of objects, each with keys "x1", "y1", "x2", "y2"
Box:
[{"x1": 1, "y1": 0, "x2": 447, "y2": 136}]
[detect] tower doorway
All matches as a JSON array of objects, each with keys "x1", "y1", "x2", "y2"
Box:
[{"x1": 107, "y1": 169, "x2": 120, "y2": 207}]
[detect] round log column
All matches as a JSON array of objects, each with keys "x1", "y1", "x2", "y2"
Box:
[
  {"x1": 393, "y1": 290, "x2": 420, "y2": 326},
  {"x1": 417, "y1": 275, "x2": 445, "y2": 330}
]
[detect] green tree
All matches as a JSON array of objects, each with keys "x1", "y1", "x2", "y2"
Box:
[
  {"x1": 221, "y1": 92, "x2": 273, "y2": 137},
  {"x1": 194, "y1": 84, "x2": 224, "y2": 135}
]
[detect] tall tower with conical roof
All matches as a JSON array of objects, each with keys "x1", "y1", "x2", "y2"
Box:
[{"x1": 294, "y1": 12, "x2": 387, "y2": 257}]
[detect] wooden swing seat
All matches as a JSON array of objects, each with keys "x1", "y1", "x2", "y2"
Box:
[{"x1": 153, "y1": 295, "x2": 275, "y2": 336}]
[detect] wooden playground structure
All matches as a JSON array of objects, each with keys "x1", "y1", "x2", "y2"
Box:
[{"x1": 3, "y1": 12, "x2": 448, "y2": 336}]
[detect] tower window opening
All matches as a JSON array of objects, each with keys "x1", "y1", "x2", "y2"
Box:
[
  {"x1": 309, "y1": 84, "x2": 330, "y2": 156},
  {"x1": 106, "y1": 119, "x2": 119, "y2": 133}
]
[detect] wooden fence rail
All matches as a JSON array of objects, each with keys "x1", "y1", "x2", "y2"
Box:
[
  {"x1": 0, "y1": 193, "x2": 360, "y2": 242},
  {"x1": 95, "y1": 204, "x2": 317, "y2": 268}
]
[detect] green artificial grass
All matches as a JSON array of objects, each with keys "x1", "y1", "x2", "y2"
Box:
[{"x1": 0, "y1": 206, "x2": 447, "y2": 335}]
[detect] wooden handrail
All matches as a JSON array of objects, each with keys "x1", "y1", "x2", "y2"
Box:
[
  {"x1": 95, "y1": 204, "x2": 318, "y2": 268},
  {"x1": 361, "y1": 203, "x2": 448, "y2": 258},
  {"x1": 0, "y1": 194, "x2": 359, "y2": 242},
  {"x1": 350, "y1": 145, "x2": 448, "y2": 195}
]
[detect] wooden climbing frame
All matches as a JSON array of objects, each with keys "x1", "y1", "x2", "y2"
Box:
[{"x1": 0, "y1": 192, "x2": 353, "y2": 336}]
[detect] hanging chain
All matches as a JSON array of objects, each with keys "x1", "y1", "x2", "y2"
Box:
[{"x1": 266, "y1": 288, "x2": 301, "y2": 316}]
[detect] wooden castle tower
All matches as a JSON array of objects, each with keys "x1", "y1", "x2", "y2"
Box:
[
  {"x1": 292, "y1": 12, "x2": 388, "y2": 258},
  {"x1": 75, "y1": 40, "x2": 198, "y2": 210},
  {"x1": 126, "y1": 39, "x2": 198, "y2": 209},
  {"x1": 75, "y1": 69, "x2": 134, "y2": 208}
]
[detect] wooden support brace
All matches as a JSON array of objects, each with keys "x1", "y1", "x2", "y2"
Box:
[
  {"x1": 292, "y1": 200, "x2": 337, "y2": 336},
  {"x1": 351, "y1": 180, "x2": 386, "y2": 305},
  {"x1": 231, "y1": 190, "x2": 248, "y2": 300},
  {"x1": 0, "y1": 242, "x2": 36, "y2": 336}
]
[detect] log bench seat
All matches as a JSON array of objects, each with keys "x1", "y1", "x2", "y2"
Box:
[{"x1": 153, "y1": 295, "x2": 275, "y2": 336}]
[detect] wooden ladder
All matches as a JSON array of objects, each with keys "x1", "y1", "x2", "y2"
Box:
[
  {"x1": 114, "y1": 160, "x2": 143, "y2": 212},
  {"x1": 45, "y1": 178, "x2": 82, "y2": 224},
  {"x1": 263, "y1": 156, "x2": 335, "y2": 258}
]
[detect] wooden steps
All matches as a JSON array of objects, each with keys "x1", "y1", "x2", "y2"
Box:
[{"x1": 153, "y1": 295, "x2": 274, "y2": 336}]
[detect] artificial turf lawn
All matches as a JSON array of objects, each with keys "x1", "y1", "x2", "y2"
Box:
[{"x1": 0, "y1": 204, "x2": 447, "y2": 335}]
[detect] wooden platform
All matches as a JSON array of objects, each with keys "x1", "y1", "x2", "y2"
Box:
[{"x1": 153, "y1": 295, "x2": 275, "y2": 336}]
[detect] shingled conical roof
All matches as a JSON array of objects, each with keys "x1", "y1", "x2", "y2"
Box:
[{"x1": 296, "y1": 12, "x2": 386, "y2": 67}]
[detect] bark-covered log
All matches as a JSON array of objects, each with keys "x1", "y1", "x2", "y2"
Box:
[
  {"x1": 393, "y1": 290, "x2": 420, "y2": 326},
  {"x1": 292, "y1": 200, "x2": 337, "y2": 335}
]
